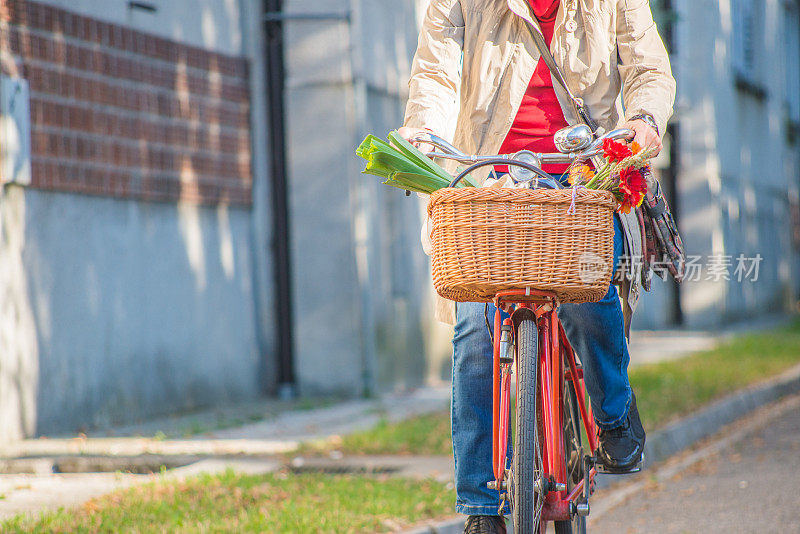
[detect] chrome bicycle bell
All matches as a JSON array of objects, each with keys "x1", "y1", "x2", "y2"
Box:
[{"x1": 554, "y1": 124, "x2": 593, "y2": 153}]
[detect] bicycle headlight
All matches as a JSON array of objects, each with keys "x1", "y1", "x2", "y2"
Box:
[{"x1": 508, "y1": 150, "x2": 542, "y2": 183}]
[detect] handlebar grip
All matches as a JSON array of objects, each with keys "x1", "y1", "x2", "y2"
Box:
[{"x1": 604, "y1": 128, "x2": 635, "y2": 141}]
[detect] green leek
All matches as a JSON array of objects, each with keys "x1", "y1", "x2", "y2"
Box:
[{"x1": 355, "y1": 130, "x2": 477, "y2": 194}]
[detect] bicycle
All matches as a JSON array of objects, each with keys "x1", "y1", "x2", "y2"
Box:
[{"x1": 413, "y1": 126, "x2": 637, "y2": 533}]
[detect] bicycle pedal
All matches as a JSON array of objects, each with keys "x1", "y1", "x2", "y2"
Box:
[{"x1": 594, "y1": 454, "x2": 644, "y2": 475}]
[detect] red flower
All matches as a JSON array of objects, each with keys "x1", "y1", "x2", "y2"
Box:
[
  {"x1": 617, "y1": 166, "x2": 647, "y2": 213},
  {"x1": 602, "y1": 138, "x2": 632, "y2": 162},
  {"x1": 620, "y1": 167, "x2": 647, "y2": 195}
]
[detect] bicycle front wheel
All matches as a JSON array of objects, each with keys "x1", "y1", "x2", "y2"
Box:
[{"x1": 512, "y1": 318, "x2": 543, "y2": 533}]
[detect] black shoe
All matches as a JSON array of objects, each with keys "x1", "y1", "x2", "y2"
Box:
[
  {"x1": 596, "y1": 393, "x2": 645, "y2": 473},
  {"x1": 464, "y1": 515, "x2": 507, "y2": 534}
]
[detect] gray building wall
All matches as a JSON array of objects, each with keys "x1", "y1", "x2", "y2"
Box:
[
  {"x1": 39, "y1": 0, "x2": 246, "y2": 55},
  {"x1": 0, "y1": 0, "x2": 275, "y2": 439},
  {"x1": 282, "y1": 0, "x2": 450, "y2": 395},
  {"x1": 634, "y1": 0, "x2": 800, "y2": 329},
  {"x1": 7, "y1": 188, "x2": 261, "y2": 433},
  {"x1": 1, "y1": 182, "x2": 267, "y2": 438}
]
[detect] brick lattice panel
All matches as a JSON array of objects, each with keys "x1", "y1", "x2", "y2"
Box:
[{"x1": 0, "y1": 0, "x2": 252, "y2": 205}]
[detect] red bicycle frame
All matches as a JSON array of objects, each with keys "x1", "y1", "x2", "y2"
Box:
[{"x1": 491, "y1": 289, "x2": 599, "y2": 523}]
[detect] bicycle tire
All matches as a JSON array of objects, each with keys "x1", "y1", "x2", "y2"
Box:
[
  {"x1": 512, "y1": 318, "x2": 542, "y2": 533},
  {"x1": 554, "y1": 378, "x2": 587, "y2": 534}
]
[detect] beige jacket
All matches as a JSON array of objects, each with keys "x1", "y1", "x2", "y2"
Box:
[{"x1": 404, "y1": 0, "x2": 676, "y2": 328}]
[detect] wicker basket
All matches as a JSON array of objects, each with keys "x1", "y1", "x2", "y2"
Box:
[{"x1": 427, "y1": 187, "x2": 616, "y2": 303}]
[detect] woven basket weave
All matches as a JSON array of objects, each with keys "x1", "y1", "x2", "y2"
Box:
[{"x1": 427, "y1": 187, "x2": 616, "y2": 303}]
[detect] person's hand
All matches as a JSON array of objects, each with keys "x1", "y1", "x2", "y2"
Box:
[
  {"x1": 622, "y1": 119, "x2": 662, "y2": 156},
  {"x1": 398, "y1": 126, "x2": 434, "y2": 154}
]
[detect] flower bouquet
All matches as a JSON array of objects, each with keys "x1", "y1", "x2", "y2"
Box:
[{"x1": 567, "y1": 139, "x2": 658, "y2": 213}]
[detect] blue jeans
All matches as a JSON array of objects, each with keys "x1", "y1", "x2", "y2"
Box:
[{"x1": 451, "y1": 214, "x2": 631, "y2": 515}]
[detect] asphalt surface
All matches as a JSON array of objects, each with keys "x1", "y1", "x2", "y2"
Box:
[{"x1": 589, "y1": 396, "x2": 800, "y2": 533}]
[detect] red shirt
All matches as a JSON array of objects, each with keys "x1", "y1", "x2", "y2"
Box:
[{"x1": 497, "y1": 0, "x2": 569, "y2": 174}]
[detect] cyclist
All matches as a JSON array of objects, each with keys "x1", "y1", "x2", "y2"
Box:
[{"x1": 399, "y1": 1, "x2": 675, "y2": 532}]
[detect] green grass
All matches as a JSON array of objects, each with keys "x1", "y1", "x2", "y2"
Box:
[
  {"x1": 630, "y1": 318, "x2": 800, "y2": 429},
  {"x1": 304, "y1": 319, "x2": 800, "y2": 456},
  {"x1": 301, "y1": 411, "x2": 454, "y2": 457},
  {"x1": 2, "y1": 470, "x2": 455, "y2": 533}
]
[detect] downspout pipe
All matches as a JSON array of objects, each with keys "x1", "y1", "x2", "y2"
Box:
[
  {"x1": 262, "y1": 0, "x2": 297, "y2": 398},
  {"x1": 663, "y1": 0, "x2": 683, "y2": 325}
]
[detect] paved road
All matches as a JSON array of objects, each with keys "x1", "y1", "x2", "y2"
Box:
[{"x1": 589, "y1": 397, "x2": 800, "y2": 533}]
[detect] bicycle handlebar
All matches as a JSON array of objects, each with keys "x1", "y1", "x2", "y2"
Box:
[{"x1": 411, "y1": 127, "x2": 635, "y2": 187}]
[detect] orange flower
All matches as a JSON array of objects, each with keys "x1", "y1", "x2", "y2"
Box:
[
  {"x1": 630, "y1": 141, "x2": 641, "y2": 154},
  {"x1": 568, "y1": 164, "x2": 594, "y2": 185}
]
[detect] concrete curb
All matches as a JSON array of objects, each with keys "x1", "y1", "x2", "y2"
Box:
[
  {"x1": 0, "y1": 438, "x2": 300, "y2": 458},
  {"x1": 402, "y1": 362, "x2": 800, "y2": 534},
  {"x1": 0, "y1": 386, "x2": 451, "y2": 459}
]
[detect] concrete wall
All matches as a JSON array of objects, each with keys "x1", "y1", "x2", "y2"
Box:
[
  {"x1": 1, "y1": 187, "x2": 261, "y2": 435},
  {"x1": 282, "y1": 0, "x2": 452, "y2": 395}
]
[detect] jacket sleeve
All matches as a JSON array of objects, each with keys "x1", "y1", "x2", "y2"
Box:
[
  {"x1": 403, "y1": 0, "x2": 465, "y2": 137},
  {"x1": 616, "y1": 0, "x2": 676, "y2": 136}
]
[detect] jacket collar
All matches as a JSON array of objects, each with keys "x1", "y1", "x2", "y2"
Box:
[
  {"x1": 507, "y1": 0, "x2": 572, "y2": 42},
  {"x1": 506, "y1": 0, "x2": 535, "y2": 24}
]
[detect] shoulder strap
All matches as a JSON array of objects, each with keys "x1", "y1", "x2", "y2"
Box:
[{"x1": 523, "y1": 22, "x2": 599, "y2": 133}]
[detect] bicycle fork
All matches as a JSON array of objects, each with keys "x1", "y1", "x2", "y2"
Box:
[{"x1": 489, "y1": 315, "x2": 513, "y2": 494}]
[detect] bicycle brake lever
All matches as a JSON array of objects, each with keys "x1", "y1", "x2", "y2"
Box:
[
  {"x1": 610, "y1": 128, "x2": 635, "y2": 141},
  {"x1": 588, "y1": 128, "x2": 635, "y2": 149}
]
